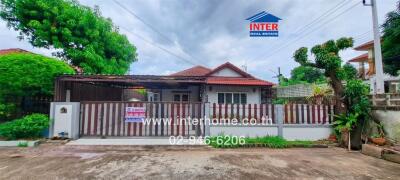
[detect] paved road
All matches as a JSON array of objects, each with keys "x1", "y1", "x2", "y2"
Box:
[{"x1": 0, "y1": 143, "x2": 399, "y2": 179}]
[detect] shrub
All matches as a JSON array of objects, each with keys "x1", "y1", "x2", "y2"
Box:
[
  {"x1": 0, "y1": 114, "x2": 49, "y2": 140},
  {"x1": 206, "y1": 135, "x2": 314, "y2": 149},
  {"x1": 17, "y1": 141, "x2": 28, "y2": 147}
]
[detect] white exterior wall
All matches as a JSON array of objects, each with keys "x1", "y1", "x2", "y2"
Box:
[
  {"x1": 210, "y1": 68, "x2": 242, "y2": 77},
  {"x1": 204, "y1": 85, "x2": 261, "y2": 104},
  {"x1": 210, "y1": 125, "x2": 278, "y2": 137},
  {"x1": 372, "y1": 109, "x2": 400, "y2": 141},
  {"x1": 160, "y1": 85, "x2": 201, "y2": 102},
  {"x1": 282, "y1": 125, "x2": 332, "y2": 141},
  {"x1": 209, "y1": 125, "x2": 332, "y2": 140}
]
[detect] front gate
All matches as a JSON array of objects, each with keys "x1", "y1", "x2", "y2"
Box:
[{"x1": 79, "y1": 101, "x2": 205, "y2": 137}]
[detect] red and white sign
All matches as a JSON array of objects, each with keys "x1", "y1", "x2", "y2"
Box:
[{"x1": 125, "y1": 107, "x2": 146, "y2": 122}]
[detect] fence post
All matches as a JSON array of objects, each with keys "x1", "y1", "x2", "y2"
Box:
[
  {"x1": 275, "y1": 104, "x2": 284, "y2": 137},
  {"x1": 204, "y1": 102, "x2": 210, "y2": 136},
  {"x1": 386, "y1": 94, "x2": 391, "y2": 106}
]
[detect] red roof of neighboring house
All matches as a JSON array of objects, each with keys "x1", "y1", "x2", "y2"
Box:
[
  {"x1": 0, "y1": 48, "x2": 30, "y2": 55},
  {"x1": 348, "y1": 53, "x2": 368, "y2": 63},
  {"x1": 170, "y1": 62, "x2": 274, "y2": 86},
  {"x1": 354, "y1": 40, "x2": 383, "y2": 51},
  {"x1": 170, "y1": 65, "x2": 212, "y2": 76},
  {"x1": 206, "y1": 77, "x2": 274, "y2": 86}
]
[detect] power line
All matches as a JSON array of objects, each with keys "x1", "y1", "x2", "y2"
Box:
[
  {"x1": 252, "y1": 1, "x2": 361, "y2": 62},
  {"x1": 112, "y1": 0, "x2": 203, "y2": 65},
  {"x1": 248, "y1": 0, "x2": 353, "y2": 63},
  {"x1": 291, "y1": 0, "x2": 348, "y2": 35},
  {"x1": 119, "y1": 26, "x2": 197, "y2": 66}
]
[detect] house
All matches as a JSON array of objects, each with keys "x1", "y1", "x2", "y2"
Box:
[
  {"x1": 54, "y1": 62, "x2": 274, "y2": 104},
  {"x1": 348, "y1": 40, "x2": 400, "y2": 93},
  {"x1": 348, "y1": 40, "x2": 375, "y2": 79}
]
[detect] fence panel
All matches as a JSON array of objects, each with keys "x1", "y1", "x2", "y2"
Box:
[
  {"x1": 210, "y1": 103, "x2": 276, "y2": 124},
  {"x1": 283, "y1": 104, "x2": 334, "y2": 124},
  {"x1": 79, "y1": 101, "x2": 204, "y2": 137},
  {"x1": 209, "y1": 103, "x2": 334, "y2": 125}
]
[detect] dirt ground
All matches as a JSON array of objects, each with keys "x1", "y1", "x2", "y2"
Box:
[{"x1": 0, "y1": 142, "x2": 399, "y2": 180}]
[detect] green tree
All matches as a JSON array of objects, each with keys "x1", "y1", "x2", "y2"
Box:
[
  {"x1": 290, "y1": 66, "x2": 326, "y2": 84},
  {"x1": 382, "y1": 1, "x2": 400, "y2": 75},
  {"x1": 0, "y1": 52, "x2": 74, "y2": 120},
  {"x1": 0, "y1": 0, "x2": 137, "y2": 74},
  {"x1": 293, "y1": 37, "x2": 354, "y2": 114}
]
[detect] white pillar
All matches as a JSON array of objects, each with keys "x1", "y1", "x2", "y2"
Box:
[{"x1": 371, "y1": 0, "x2": 385, "y2": 94}]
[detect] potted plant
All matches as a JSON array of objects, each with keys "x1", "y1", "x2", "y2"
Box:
[
  {"x1": 369, "y1": 134, "x2": 386, "y2": 146},
  {"x1": 368, "y1": 124, "x2": 386, "y2": 146},
  {"x1": 307, "y1": 85, "x2": 332, "y2": 105}
]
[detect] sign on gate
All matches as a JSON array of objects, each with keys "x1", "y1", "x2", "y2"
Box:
[{"x1": 125, "y1": 106, "x2": 146, "y2": 122}]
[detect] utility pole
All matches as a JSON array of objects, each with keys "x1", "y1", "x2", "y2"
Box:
[{"x1": 364, "y1": 0, "x2": 385, "y2": 94}]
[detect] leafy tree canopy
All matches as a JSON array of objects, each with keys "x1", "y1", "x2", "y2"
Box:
[
  {"x1": 289, "y1": 66, "x2": 326, "y2": 84},
  {"x1": 0, "y1": 52, "x2": 74, "y2": 97},
  {"x1": 0, "y1": 0, "x2": 137, "y2": 74},
  {"x1": 293, "y1": 37, "x2": 354, "y2": 114},
  {"x1": 382, "y1": 2, "x2": 400, "y2": 75}
]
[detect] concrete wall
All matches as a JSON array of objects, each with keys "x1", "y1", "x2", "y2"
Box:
[
  {"x1": 372, "y1": 109, "x2": 400, "y2": 141},
  {"x1": 282, "y1": 125, "x2": 332, "y2": 141},
  {"x1": 204, "y1": 85, "x2": 261, "y2": 104},
  {"x1": 209, "y1": 125, "x2": 332, "y2": 141},
  {"x1": 49, "y1": 102, "x2": 81, "y2": 139},
  {"x1": 210, "y1": 125, "x2": 279, "y2": 137}
]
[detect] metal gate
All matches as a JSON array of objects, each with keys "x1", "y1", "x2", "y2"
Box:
[{"x1": 79, "y1": 101, "x2": 205, "y2": 137}]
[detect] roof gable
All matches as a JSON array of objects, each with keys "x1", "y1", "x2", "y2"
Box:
[
  {"x1": 205, "y1": 62, "x2": 254, "y2": 78},
  {"x1": 246, "y1": 11, "x2": 282, "y2": 23}
]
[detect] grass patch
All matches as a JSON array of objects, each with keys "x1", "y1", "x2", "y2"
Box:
[
  {"x1": 17, "y1": 141, "x2": 28, "y2": 147},
  {"x1": 206, "y1": 135, "x2": 314, "y2": 148}
]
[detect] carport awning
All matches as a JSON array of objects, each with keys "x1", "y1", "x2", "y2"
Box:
[{"x1": 57, "y1": 74, "x2": 206, "y2": 89}]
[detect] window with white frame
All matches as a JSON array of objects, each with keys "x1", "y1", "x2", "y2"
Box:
[
  {"x1": 173, "y1": 93, "x2": 189, "y2": 102},
  {"x1": 217, "y1": 93, "x2": 247, "y2": 104}
]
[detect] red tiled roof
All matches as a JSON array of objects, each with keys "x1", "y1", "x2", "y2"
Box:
[
  {"x1": 0, "y1": 48, "x2": 30, "y2": 55},
  {"x1": 170, "y1": 65, "x2": 212, "y2": 76},
  {"x1": 206, "y1": 77, "x2": 274, "y2": 86},
  {"x1": 354, "y1": 40, "x2": 382, "y2": 51},
  {"x1": 169, "y1": 62, "x2": 274, "y2": 86},
  {"x1": 348, "y1": 53, "x2": 368, "y2": 63}
]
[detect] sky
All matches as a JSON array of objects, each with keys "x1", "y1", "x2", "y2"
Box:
[{"x1": 0, "y1": 0, "x2": 398, "y2": 82}]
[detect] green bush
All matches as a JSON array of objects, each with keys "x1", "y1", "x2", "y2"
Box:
[
  {"x1": 206, "y1": 135, "x2": 313, "y2": 149},
  {"x1": 17, "y1": 141, "x2": 28, "y2": 147},
  {"x1": 0, "y1": 114, "x2": 49, "y2": 140},
  {"x1": 246, "y1": 136, "x2": 289, "y2": 148}
]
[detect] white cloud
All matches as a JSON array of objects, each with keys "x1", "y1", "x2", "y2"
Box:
[{"x1": 0, "y1": 0, "x2": 398, "y2": 82}]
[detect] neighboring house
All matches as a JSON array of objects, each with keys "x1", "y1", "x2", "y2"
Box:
[
  {"x1": 54, "y1": 62, "x2": 274, "y2": 104},
  {"x1": 348, "y1": 40, "x2": 400, "y2": 93},
  {"x1": 0, "y1": 48, "x2": 29, "y2": 55},
  {"x1": 348, "y1": 40, "x2": 375, "y2": 79}
]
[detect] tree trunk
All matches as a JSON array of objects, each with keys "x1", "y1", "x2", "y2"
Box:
[
  {"x1": 328, "y1": 72, "x2": 346, "y2": 115},
  {"x1": 329, "y1": 71, "x2": 349, "y2": 147}
]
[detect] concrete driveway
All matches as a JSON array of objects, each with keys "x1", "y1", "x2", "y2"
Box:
[{"x1": 0, "y1": 143, "x2": 399, "y2": 180}]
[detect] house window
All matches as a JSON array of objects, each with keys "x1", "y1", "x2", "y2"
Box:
[
  {"x1": 153, "y1": 93, "x2": 159, "y2": 102},
  {"x1": 173, "y1": 93, "x2": 190, "y2": 102},
  {"x1": 218, "y1": 93, "x2": 224, "y2": 104},
  {"x1": 218, "y1": 93, "x2": 247, "y2": 104},
  {"x1": 174, "y1": 94, "x2": 181, "y2": 102},
  {"x1": 182, "y1": 94, "x2": 189, "y2": 102},
  {"x1": 233, "y1": 93, "x2": 240, "y2": 104},
  {"x1": 225, "y1": 93, "x2": 232, "y2": 103},
  {"x1": 241, "y1": 94, "x2": 247, "y2": 104}
]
